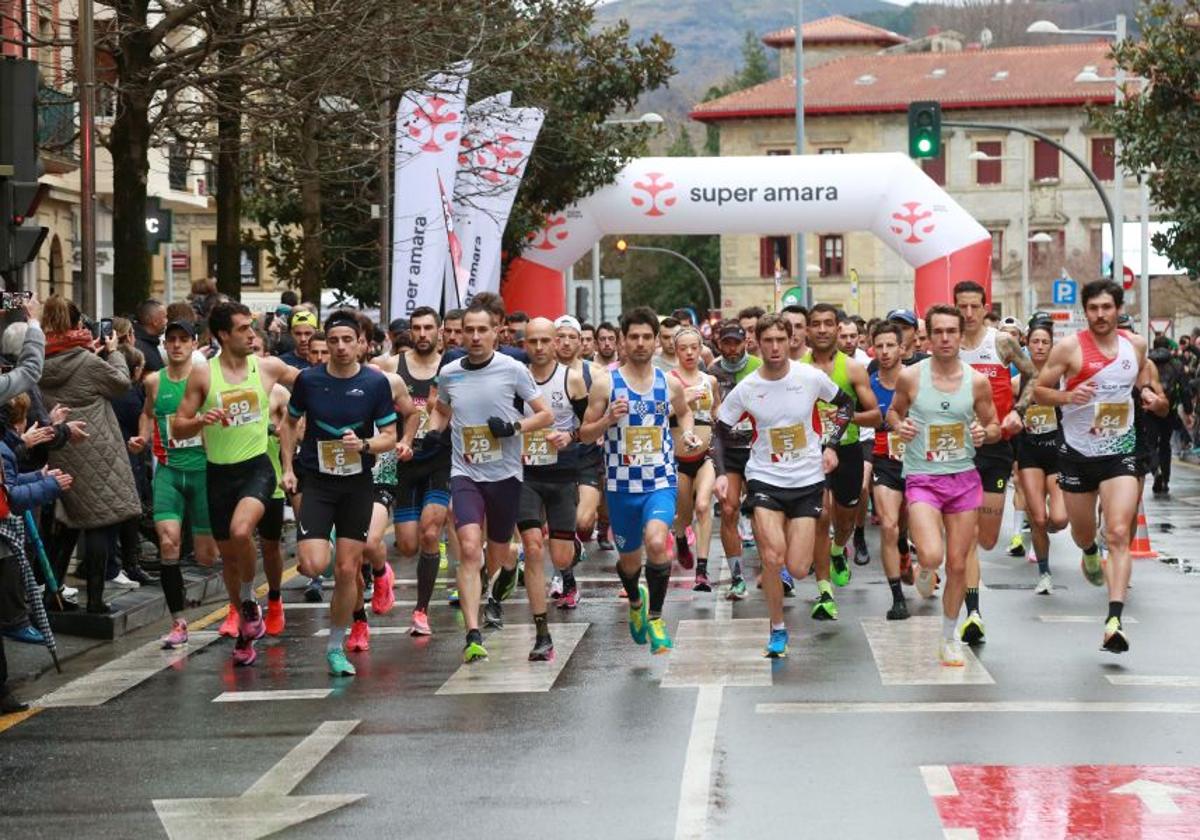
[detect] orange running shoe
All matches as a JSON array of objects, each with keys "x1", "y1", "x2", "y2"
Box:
[
  {"x1": 265, "y1": 598, "x2": 285, "y2": 636},
  {"x1": 370, "y1": 563, "x2": 395, "y2": 615},
  {"x1": 346, "y1": 619, "x2": 370, "y2": 651},
  {"x1": 218, "y1": 604, "x2": 239, "y2": 638}
]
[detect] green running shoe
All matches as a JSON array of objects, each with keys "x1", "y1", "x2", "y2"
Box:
[
  {"x1": 326, "y1": 649, "x2": 357, "y2": 677},
  {"x1": 811, "y1": 591, "x2": 839, "y2": 621},
  {"x1": 1081, "y1": 550, "x2": 1104, "y2": 587},
  {"x1": 463, "y1": 638, "x2": 489, "y2": 663},
  {"x1": 628, "y1": 584, "x2": 650, "y2": 645},
  {"x1": 1102, "y1": 617, "x2": 1129, "y2": 653},
  {"x1": 647, "y1": 617, "x2": 673, "y2": 654},
  {"x1": 830, "y1": 551, "x2": 851, "y2": 587},
  {"x1": 438, "y1": 540, "x2": 448, "y2": 571},
  {"x1": 726, "y1": 577, "x2": 748, "y2": 601}
]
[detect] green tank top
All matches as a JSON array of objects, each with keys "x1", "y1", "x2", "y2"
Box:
[
  {"x1": 803, "y1": 350, "x2": 859, "y2": 445},
  {"x1": 266, "y1": 433, "x2": 285, "y2": 500},
  {"x1": 155, "y1": 369, "x2": 206, "y2": 472},
  {"x1": 201, "y1": 355, "x2": 270, "y2": 465},
  {"x1": 902, "y1": 359, "x2": 977, "y2": 476}
]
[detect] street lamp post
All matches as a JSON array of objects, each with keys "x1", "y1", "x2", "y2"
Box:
[
  {"x1": 794, "y1": 0, "x2": 807, "y2": 305},
  {"x1": 969, "y1": 148, "x2": 1030, "y2": 317},
  {"x1": 617, "y1": 241, "x2": 716, "y2": 312}
]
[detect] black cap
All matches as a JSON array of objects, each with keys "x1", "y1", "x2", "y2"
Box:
[
  {"x1": 164, "y1": 319, "x2": 197, "y2": 339},
  {"x1": 718, "y1": 323, "x2": 746, "y2": 342},
  {"x1": 887, "y1": 309, "x2": 918, "y2": 327},
  {"x1": 388, "y1": 318, "x2": 410, "y2": 334}
]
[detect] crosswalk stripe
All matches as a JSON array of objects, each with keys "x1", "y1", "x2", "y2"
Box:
[
  {"x1": 314, "y1": 626, "x2": 410, "y2": 637},
  {"x1": 920, "y1": 764, "x2": 959, "y2": 796},
  {"x1": 758, "y1": 701, "x2": 1200, "y2": 715},
  {"x1": 662, "y1": 618, "x2": 772, "y2": 688},
  {"x1": 436, "y1": 623, "x2": 589, "y2": 695},
  {"x1": 1038, "y1": 614, "x2": 1138, "y2": 624},
  {"x1": 213, "y1": 689, "x2": 334, "y2": 702},
  {"x1": 35, "y1": 632, "x2": 220, "y2": 708},
  {"x1": 860, "y1": 618, "x2": 994, "y2": 685},
  {"x1": 1106, "y1": 675, "x2": 1200, "y2": 687}
]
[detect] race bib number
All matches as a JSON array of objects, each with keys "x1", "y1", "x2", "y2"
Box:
[
  {"x1": 461, "y1": 425, "x2": 500, "y2": 464},
  {"x1": 926, "y1": 422, "x2": 966, "y2": 462},
  {"x1": 165, "y1": 414, "x2": 202, "y2": 449},
  {"x1": 1024, "y1": 406, "x2": 1058, "y2": 435},
  {"x1": 220, "y1": 389, "x2": 262, "y2": 427},
  {"x1": 317, "y1": 440, "x2": 362, "y2": 476},
  {"x1": 1092, "y1": 402, "x2": 1130, "y2": 438},
  {"x1": 817, "y1": 403, "x2": 839, "y2": 444},
  {"x1": 522, "y1": 429, "x2": 558, "y2": 466},
  {"x1": 768, "y1": 424, "x2": 808, "y2": 463},
  {"x1": 687, "y1": 386, "x2": 713, "y2": 422},
  {"x1": 623, "y1": 426, "x2": 664, "y2": 466},
  {"x1": 887, "y1": 432, "x2": 907, "y2": 461}
]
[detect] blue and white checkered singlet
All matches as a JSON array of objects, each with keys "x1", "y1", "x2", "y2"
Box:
[{"x1": 604, "y1": 367, "x2": 676, "y2": 494}]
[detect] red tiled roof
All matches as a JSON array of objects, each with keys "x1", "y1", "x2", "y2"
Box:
[
  {"x1": 691, "y1": 42, "x2": 1117, "y2": 121},
  {"x1": 762, "y1": 15, "x2": 909, "y2": 48}
]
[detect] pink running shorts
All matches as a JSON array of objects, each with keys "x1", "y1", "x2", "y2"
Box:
[{"x1": 904, "y1": 470, "x2": 982, "y2": 515}]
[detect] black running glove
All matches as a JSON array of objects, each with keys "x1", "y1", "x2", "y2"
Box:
[{"x1": 487, "y1": 416, "x2": 518, "y2": 438}]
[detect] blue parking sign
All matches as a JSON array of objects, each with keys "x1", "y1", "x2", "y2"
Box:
[{"x1": 1053, "y1": 278, "x2": 1077, "y2": 305}]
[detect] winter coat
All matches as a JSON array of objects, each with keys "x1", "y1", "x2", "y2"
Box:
[
  {"x1": 38, "y1": 347, "x2": 141, "y2": 529},
  {"x1": 134, "y1": 324, "x2": 165, "y2": 372},
  {"x1": 0, "y1": 440, "x2": 61, "y2": 514}
]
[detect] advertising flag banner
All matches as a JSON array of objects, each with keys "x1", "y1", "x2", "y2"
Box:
[{"x1": 390, "y1": 62, "x2": 471, "y2": 319}]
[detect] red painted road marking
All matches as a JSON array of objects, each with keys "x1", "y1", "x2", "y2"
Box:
[{"x1": 922, "y1": 765, "x2": 1200, "y2": 839}]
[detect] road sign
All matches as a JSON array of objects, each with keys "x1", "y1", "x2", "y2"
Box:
[
  {"x1": 1123, "y1": 264, "x2": 1135, "y2": 290},
  {"x1": 1045, "y1": 309, "x2": 1085, "y2": 341},
  {"x1": 1052, "y1": 277, "x2": 1077, "y2": 305},
  {"x1": 1150, "y1": 318, "x2": 1172, "y2": 335},
  {"x1": 145, "y1": 198, "x2": 173, "y2": 254},
  {"x1": 780, "y1": 286, "x2": 804, "y2": 307}
]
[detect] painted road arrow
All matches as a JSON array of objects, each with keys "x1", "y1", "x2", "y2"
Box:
[
  {"x1": 1110, "y1": 778, "x2": 1193, "y2": 815},
  {"x1": 153, "y1": 719, "x2": 364, "y2": 840}
]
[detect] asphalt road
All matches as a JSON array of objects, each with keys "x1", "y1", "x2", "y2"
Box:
[{"x1": 5, "y1": 464, "x2": 1200, "y2": 839}]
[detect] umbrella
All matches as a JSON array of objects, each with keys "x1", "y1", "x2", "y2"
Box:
[
  {"x1": 24, "y1": 510, "x2": 62, "y2": 608},
  {"x1": 16, "y1": 548, "x2": 60, "y2": 673}
]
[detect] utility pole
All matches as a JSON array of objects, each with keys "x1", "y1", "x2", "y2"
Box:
[
  {"x1": 793, "y1": 0, "x2": 806, "y2": 305},
  {"x1": 78, "y1": 0, "x2": 98, "y2": 315}
]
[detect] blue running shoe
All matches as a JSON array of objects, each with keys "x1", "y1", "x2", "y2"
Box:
[
  {"x1": 780, "y1": 568, "x2": 795, "y2": 597},
  {"x1": 765, "y1": 627, "x2": 789, "y2": 658}
]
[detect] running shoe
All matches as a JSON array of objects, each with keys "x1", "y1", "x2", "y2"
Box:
[
  {"x1": 346, "y1": 620, "x2": 370, "y2": 651},
  {"x1": 1081, "y1": 550, "x2": 1105, "y2": 587},
  {"x1": 303, "y1": 577, "x2": 323, "y2": 603},
  {"x1": 692, "y1": 571, "x2": 711, "y2": 592},
  {"x1": 726, "y1": 577, "x2": 748, "y2": 601},
  {"x1": 370, "y1": 563, "x2": 396, "y2": 615},
  {"x1": 916, "y1": 568, "x2": 939, "y2": 599},
  {"x1": 483, "y1": 597, "x2": 504, "y2": 629},
  {"x1": 597, "y1": 534, "x2": 615, "y2": 552},
  {"x1": 550, "y1": 570, "x2": 565, "y2": 600},
  {"x1": 447, "y1": 588, "x2": 460, "y2": 607},
  {"x1": 1034, "y1": 573, "x2": 1053, "y2": 595},
  {"x1": 764, "y1": 627, "x2": 789, "y2": 658},
  {"x1": 326, "y1": 648, "x2": 357, "y2": 676},
  {"x1": 886, "y1": 599, "x2": 909, "y2": 621},
  {"x1": 240, "y1": 601, "x2": 266, "y2": 641},
  {"x1": 1102, "y1": 617, "x2": 1129, "y2": 654},
  {"x1": 811, "y1": 591, "x2": 839, "y2": 621},
  {"x1": 218, "y1": 604, "x2": 239, "y2": 638},
  {"x1": 528, "y1": 635, "x2": 555, "y2": 662},
  {"x1": 628, "y1": 584, "x2": 650, "y2": 645},
  {"x1": 161, "y1": 619, "x2": 189, "y2": 649},
  {"x1": 676, "y1": 535, "x2": 694, "y2": 570},
  {"x1": 647, "y1": 617, "x2": 673, "y2": 654},
  {"x1": 853, "y1": 533, "x2": 871, "y2": 566},
  {"x1": 498, "y1": 567, "x2": 519, "y2": 602},
  {"x1": 410, "y1": 609, "x2": 432, "y2": 636},
  {"x1": 830, "y1": 551, "x2": 852, "y2": 587},
  {"x1": 463, "y1": 637, "x2": 488, "y2": 663},
  {"x1": 1008, "y1": 534, "x2": 1026, "y2": 558},
  {"x1": 265, "y1": 598, "x2": 285, "y2": 636},
  {"x1": 959, "y1": 611, "x2": 986, "y2": 646},
  {"x1": 558, "y1": 588, "x2": 581, "y2": 609},
  {"x1": 438, "y1": 539, "x2": 448, "y2": 570},
  {"x1": 939, "y1": 637, "x2": 965, "y2": 667},
  {"x1": 780, "y1": 568, "x2": 795, "y2": 597},
  {"x1": 232, "y1": 635, "x2": 256, "y2": 667},
  {"x1": 573, "y1": 540, "x2": 587, "y2": 568},
  {"x1": 899, "y1": 553, "x2": 914, "y2": 585}
]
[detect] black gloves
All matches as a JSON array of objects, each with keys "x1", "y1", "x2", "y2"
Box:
[{"x1": 487, "y1": 416, "x2": 518, "y2": 438}]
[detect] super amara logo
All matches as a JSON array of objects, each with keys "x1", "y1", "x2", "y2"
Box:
[{"x1": 689, "y1": 185, "x2": 838, "y2": 207}]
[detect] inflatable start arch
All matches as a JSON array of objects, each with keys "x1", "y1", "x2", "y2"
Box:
[{"x1": 503, "y1": 152, "x2": 992, "y2": 318}]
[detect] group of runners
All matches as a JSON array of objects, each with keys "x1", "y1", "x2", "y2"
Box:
[{"x1": 147, "y1": 276, "x2": 1163, "y2": 675}]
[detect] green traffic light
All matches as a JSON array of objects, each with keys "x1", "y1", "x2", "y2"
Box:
[{"x1": 917, "y1": 137, "x2": 933, "y2": 154}]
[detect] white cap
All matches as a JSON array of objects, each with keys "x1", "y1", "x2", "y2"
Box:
[{"x1": 553, "y1": 315, "x2": 582, "y2": 334}]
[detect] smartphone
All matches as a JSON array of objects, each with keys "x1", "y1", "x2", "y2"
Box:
[
  {"x1": 1, "y1": 290, "x2": 32, "y2": 309},
  {"x1": 100, "y1": 318, "x2": 114, "y2": 339}
]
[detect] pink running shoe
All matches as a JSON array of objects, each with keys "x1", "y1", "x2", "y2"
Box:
[
  {"x1": 232, "y1": 635, "x2": 257, "y2": 666},
  {"x1": 218, "y1": 605, "x2": 239, "y2": 638},
  {"x1": 240, "y1": 601, "x2": 266, "y2": 641},
  {"x1": 558, "y1": 589, "x2": 581, "y2": 609},
  {"x1": 161, "y1": 619, "x2": 188, "y2": 649},
  {"x1": 346, "y1": 619, "x2": 370, "y2": 651},
  {"x1": 410, "y1": 609, "x2": 432, "y2": 636},
  {"x1": 370, "y1": 563, "x2": 395, "y2": 615}
]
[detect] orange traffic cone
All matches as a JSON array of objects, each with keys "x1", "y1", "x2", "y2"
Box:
[{"x1": 1130, "y1": 500, "x2": 1158, "y2": 560}]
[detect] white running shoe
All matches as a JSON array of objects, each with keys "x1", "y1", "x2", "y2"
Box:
[
  {"x1": 939, "y1": 637, "x2": 965, "y2": 667},
  {"x1": 1034, "y1": 573, "x2": 1053, "y2": 595},
  {"x1": 549, "y1": 571, "x2": 564, "y2": 600},
  {"x1": 916, "y1": 568, "x2": 936, "y2": 599},
  {"x1": 109, "y1": 571, "x2": 140, "y2": 588}
]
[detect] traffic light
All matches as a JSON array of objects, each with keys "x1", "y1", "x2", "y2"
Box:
[
  {"x1": 0, "y1": 57, "x2": 49, "y2": 275},
  {"x1": 907, "y1": 100, "x2": 942, "y2": 159},
  {"x1": 616, "y1": 238, "x2": 628, "y2": 253}
]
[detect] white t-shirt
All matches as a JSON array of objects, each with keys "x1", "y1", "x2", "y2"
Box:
[{"x1": 717, "y1": 360, "x2": 839, "y2": 488}]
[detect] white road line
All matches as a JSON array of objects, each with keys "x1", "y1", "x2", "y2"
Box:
[
  {"x1": 662, "y1": 619, "x2": 772, "y2": 688},
  {"x1": 314, "y1": 626, "x2": 411, "y2": 637},
  {"x1": 674, "y1": 685, "x2": 723, "y2": 840},
  {"x1": 213, "y1": 689, "x2": 334, "y2": 703},
  {"x1": 943, "y1": 830, "x2": 980, "y2": 840},
  {"x1": 1106, "y1": 675, "x2": 1200, "y2": 688},
  {"x1": 436, "y1": 623, "x2": 588, "y2": 695},
  {"x1": 1038, "y1": 614, "x2": 1138, "y2": 624},
  {"x1": 920, "y1": 765, "x2": 960, "y2": 797},
  {"x1": 712, "y1": 553, "x2": 731, "y2": 623},
  {"x1": 860, "y1": 618, "x2": 994, "y2": 686},
  {"x1": 757, "y1": 701, "x2": 1200, "y2": 715},
  {"x1": 36, "y1": 631, "x2": 220, "y2": 708},
  {"x1": 245, "y1": 719, "x2": 360, "y2": 797}
]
